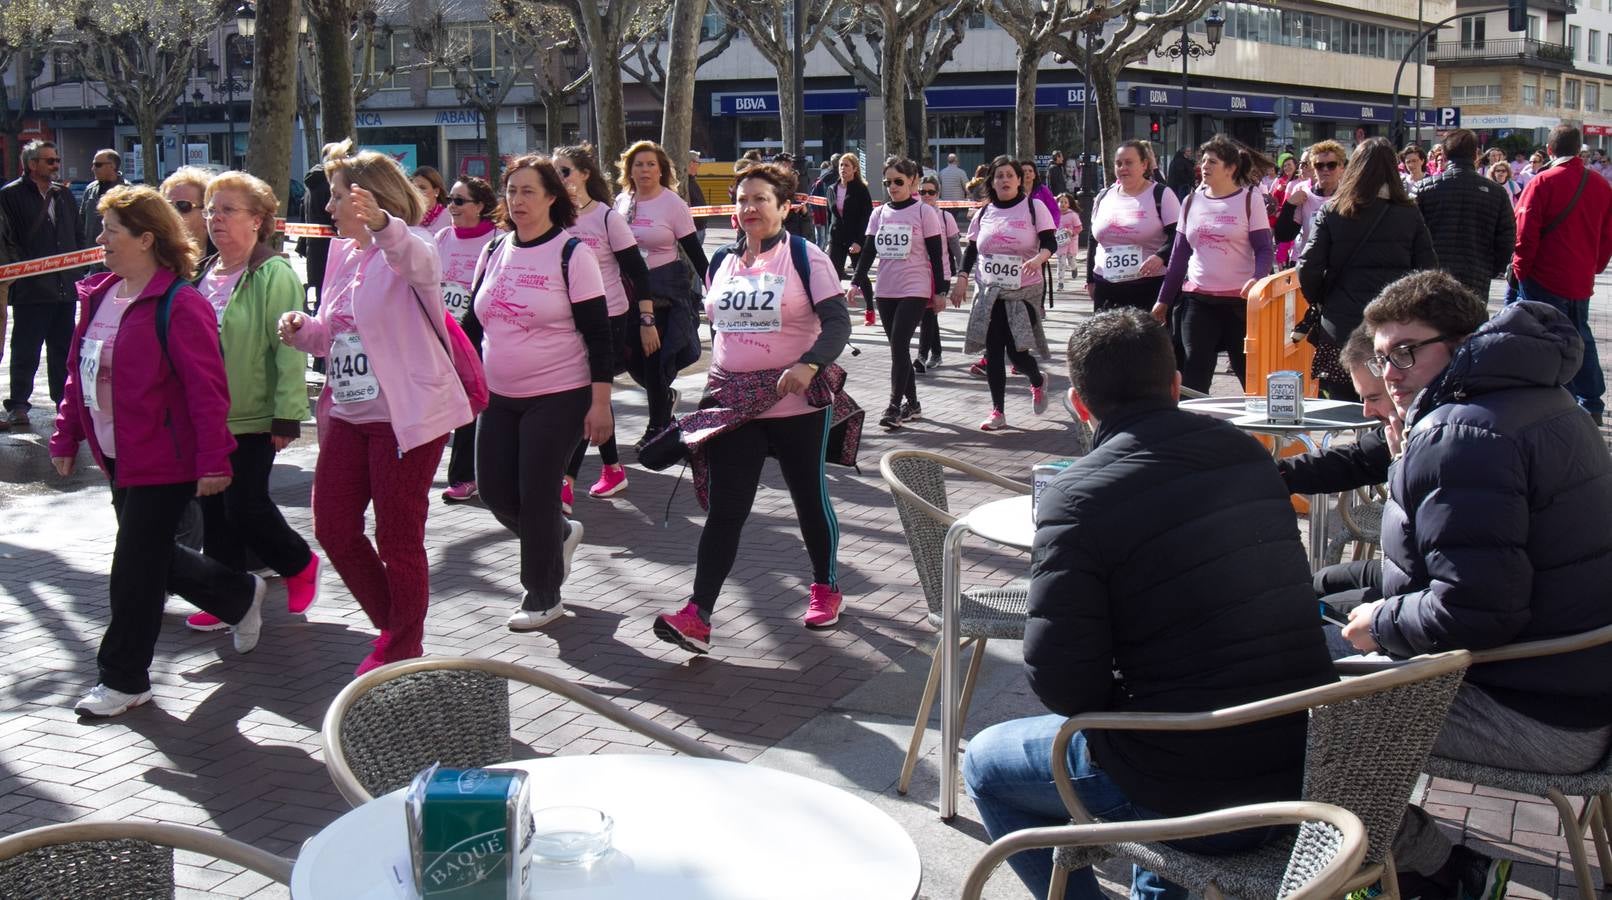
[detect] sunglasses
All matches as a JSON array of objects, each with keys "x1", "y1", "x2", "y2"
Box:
[
  {"x1": 919, "y1": 189, "x2": 938, "y2": 196},
  {"x1": 38, "y1": 157, "x2": 61, "y2": 165},
  {"x1": 882, "y1": 178, "x2": 906, "y2": 187},
  {"x1": 448, "y1": 197, "x2": 476, "y2": 206},
  {"x1": 1314, "y1": 161, "x2": 1342, "y2": 171},
  {"x1": 170, "y1": 200, "x2": 198, "y2": 214},
  {"x1": 558, "y1": 166, "x2": 573, "y2": 178},
  {"x1": 1365, "y1": 335, "x2": 1455, "y2": 377}
]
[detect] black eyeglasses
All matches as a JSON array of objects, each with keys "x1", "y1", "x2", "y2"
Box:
[
  {"x1": 882, "y1": 178, "x2": 905, "y2": 187},
  {"x1": 919, "y1": 189, "x2": 938, "y2": 196},
  {"x1": 558, "y1": 166, "x2": 573, "y2": 178},
  {"x1": 1314, "y1": 161, "x2": 1342, "y2": 171},
  {"x1": 38, "y1": 157, "x2": 61, "y2": 165},
  {"x1": 448, "y1": 197, "x2": 475, "y2": 206},
  {"x1": 170, "y1": 200, "x2": 197, "y2": 214},
  {"x1": 1365, "y1": 335, "x2": 1455, "y2": 377}
]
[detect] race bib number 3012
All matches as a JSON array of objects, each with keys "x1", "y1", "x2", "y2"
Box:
[
  {"x1": 329, "y1": 333, "x2": 380, "y2": 404},
  {"x1": 710, "y1": 272, "x2": 785, "y2": 333},
  {"x1": 979, "y1": 254, "x2": 1023, "y2": 287}
]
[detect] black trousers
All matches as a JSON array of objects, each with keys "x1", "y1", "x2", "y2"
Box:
[
  {"x1": 477, "y1": 387, "x2": 590, "y2": 609},
  {"x1": 625, "y1": 306, "x2": 674, "y2": 432},
  {"x1": 100, "y1": 462, "x2": 255, "y2": 694},
  {"x1": 1179, "y1": 293, "x2": 1247, "y2": 394},
  {"x1": 691, "y1": 408, "x2": 838, "y2": 616},
  {"x1": 985, "y1": 297, "x2": 1044, "y2": 412},
  {"x1": 6, "y1": 302, "x2": 75, "y2": 412},
  {"x1": 1314, "y1": 559, "x2": 1383, "y2": 617},
  {"x1": 1091, "y1": 276, "x2": 1165, "y2": 314},
  {"x1": 828, "y1": 237, "x2": 862, "y2": 298},
  {"x1": 568, "y1": 313, "x2": 627, "y2": 477},
  {"x1": 199, "y1": 433, "x2": 314, "y2": 576},
  {"x1": 877, "y1": 297, "x2": 926, "y2": 406},
  {"x1": 917, "y1": 310, "x2": 942, "y2": 360}
]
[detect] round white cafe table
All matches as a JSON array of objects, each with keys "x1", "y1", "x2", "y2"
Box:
[{"x1": 292, "y1": 755, "x2": 922, "y2": 900}]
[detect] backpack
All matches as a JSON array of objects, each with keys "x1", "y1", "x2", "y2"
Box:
[
  {"x1": 1092, "y1": 181, "x2": 1169, "y2": 225},
  {"x1": 707, "y1": 233, "x2": 816, "y2": 295}
]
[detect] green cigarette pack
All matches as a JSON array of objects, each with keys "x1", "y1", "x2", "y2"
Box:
[{"x1": 406, "y1": 764, "x2": 533, "y2": 899}]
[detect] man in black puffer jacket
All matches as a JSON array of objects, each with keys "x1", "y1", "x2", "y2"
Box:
[
  {"x1": 1413, "y1": 129, "x2": 1514, "y2": 299},
  {"x1": 964, "y1": 309, "x2": 1336, "y2": 899},
  {"x1": 1340, "y1": 271, "x2": 1612, "y2": 895}
]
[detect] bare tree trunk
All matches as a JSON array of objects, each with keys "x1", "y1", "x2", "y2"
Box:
[
  {"x1": 246, "y1": 0, "x2": 300, "y2": 210},
  {"x1": 661, "y1": 0, "x2": 707, "y2": 197},
  {"x1": 912, "y1": 93, "x2": 928, "y2": 164},
  {"x1": 1092, "y1": 63, "x2": 1122, "y2": 176},
  {"x1": 777, "y1": 55, "x2": 799, "y2": 161},
  {"x1": 880, "y1": 25, "x2": 907, "y2": 159},
  {"x1": 1013, "y1": 39, "x2": 1040, "y2": 161},
  {"x1": 314, "y1": 16, "x2": 355, "y2": 146},
  {"x1": 544, "y1": 95, "x2": 565, "y2": 151},
  {"x1": 590, "y1": 44, "x2": 627, "y2": 171},
  {"x1": 137, "y1": 115, "x2": 160, "y2": 185},
  {"x1": 484, "y1": 103, "x2": 504, "y2": 188}
]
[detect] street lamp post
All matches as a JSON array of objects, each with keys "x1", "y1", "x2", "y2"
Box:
[
  {"x1": 1153, "y1": 8, "x2": 1224, "y2": 158},
  {"x1": 226, "y1": 1, "x2": 256, "y2": 170}
]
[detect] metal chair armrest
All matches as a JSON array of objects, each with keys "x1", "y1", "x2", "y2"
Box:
[{"x1": 0, "y1": 821, "x2": 294, "y2": 885}]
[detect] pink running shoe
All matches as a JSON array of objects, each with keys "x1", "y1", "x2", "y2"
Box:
[
  {"x1": 588, "y1": 465, "x2": 629, "y2": 498},
  {"x1": 442, "y1": 481, "x2": 477, "y2": 502},
  {"x1": 653, "y1": 602, "x2": 712, "y2": 655},
  {"x1": 186, "y1": 610, "x2": 228, "y2": 632},
  {"x1": 980, "y1": 409, "x2": 1008, "y2": 431},
  {"x1": 560, "y1": 479, "x2": 574, "y2": 516},
  {"x1": 804, "y1": 583, "x2": 843, "y2": 629},
  {"x1": 354, "y1": 650, "x2": 388, "y2": 677},
  {"x1": 968, "y1": 357, "x2": 987, "y2": 377},
  {"x1": 1031, "y1": 385, "x2": 1048, "y2": 415},
  {"x1": 286, "y1": 552, "x2": 322, "y2": 615}
]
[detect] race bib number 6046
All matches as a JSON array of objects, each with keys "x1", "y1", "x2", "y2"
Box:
[{"x1": 979, "y1": 254, "x2": 1023, "y2": 287}]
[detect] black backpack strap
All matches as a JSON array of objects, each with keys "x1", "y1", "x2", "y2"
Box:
[
  {"x1": 1541, "y1": 170, "x2": 1591, "y2": 238},
  {"x1": 789, "y1": 234, "x2": 815, "y2": 294},
  {"x1": 1151, "y1": 182, "x2": 1167, "y2": 222},
  {"x1": 467, "y1": 233, "x2": 510, "y2": 303},
  {"x1": 559, "y1": 236, "x2": 581, "y2": 292},
  {"x1": 155, "y1": 277, "x2": 184, "y2": 365}
]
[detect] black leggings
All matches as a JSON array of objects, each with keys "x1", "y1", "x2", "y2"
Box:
[
  {"x1": 100, "y1": 461, "x2": 255, "y2": 694},
  {"x1": 199, "y1": 432, "x2": 314, "y2": 575},
  {"x1": 691, "y1": 407, "x2": 839, "y2": 616},
  {"x1": 625, "y1": 306, "x2": 674, "y2": 432},
  {"x1": 985, "y1": 297, "x2": 1044, "y2": 412},
  {"x1": 878, "y1": 297, "x2": 926, "y2": 406},
  {"x1": 568, "y1": 313, "x2": 628, "y2": 478},
  {"x1": 1091, "y1": 275, "x2": 1165, "y2": 314},
  {"x1": 917, "y1": 310, "x2": 942, "y2": 360},
  {"x1": 828, "y1": 238, "x2": 866, "y2": 308},
  {"x1": 1179, "y1": 293, "x2": 1247, "y2": 394},
  {"x1": 477, "y1": 387, "x2": 591, "y2": 610}
]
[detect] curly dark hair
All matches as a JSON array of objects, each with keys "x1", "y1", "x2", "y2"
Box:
[
  {"x1": 732, "y1": 162, "x2": 798, "y2": 207},
  {"x1": 1363, "y1": 270, "x2": 1488, "y2": 339},
  {"x1": 1065, "y1": 308, "x2": 1177, "y2": 419},
  {"x1": 450, "y1": 175, "x2": 498, "y2": 222}
]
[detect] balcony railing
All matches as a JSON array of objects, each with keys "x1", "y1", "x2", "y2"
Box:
[{"x1": 1430, "y1": 37, "x2": 1576, "y2": 67}]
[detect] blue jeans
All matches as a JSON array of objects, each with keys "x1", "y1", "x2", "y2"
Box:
[
  {"x1": 964, "y1": 715, "x2": 1273, "y2": 900},
  {"x1": 1506, "y1": 278, "x2": 1605, "y2": 416}
]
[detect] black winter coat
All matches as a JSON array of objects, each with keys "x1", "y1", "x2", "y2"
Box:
[
  {"x1": 1413, "y1": 160, "x2": 1515, "y2": 298},
  {"x1": 1277, "y1": 426, "x2": 1391, "y2": 496},
  {"x1": 1027, "y1": 401, "x2": 1337, "y2": 816},
  {"x1": 0, "y1": 177, "x2": 84, "y2": 305},
  {"x1": 827, "y1": 179, "x2": 872, "y2": 246},
  {"x1": 1297, "y1": 199, "x2": 1438, "y2": 343},
  {"x1": 1373, "y1": 301, "x2": 1612, "y2": 727}
]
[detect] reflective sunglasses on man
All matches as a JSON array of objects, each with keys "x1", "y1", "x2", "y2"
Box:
[{"x1": 1365, "y1": 335, "x2": 1455, "y2": 377}]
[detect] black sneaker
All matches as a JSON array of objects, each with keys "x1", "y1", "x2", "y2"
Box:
[
  {"x1": 1448, "y1": 844, "x2": 1510, "y2": 900},
  {"x1": 912, "y1": 357, "x2": 926, "y2": 374},
  {"x1": 899, "y1": 400, "x2": 922, "y2": 422},
  {"x1": 878, "y1": 403, "x2": 902, "y2": 430},
  {"x1": 928, "y1": 354, "x2": 942, "y2": 369}
]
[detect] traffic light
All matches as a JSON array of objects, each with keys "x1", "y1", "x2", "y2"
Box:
[
  {"x1": 1509, "y1": 0, "x2": 1527, "y2": 33},
  {"x1": 1150, "y1": 117, "x2": 1162, "y2": 139}
]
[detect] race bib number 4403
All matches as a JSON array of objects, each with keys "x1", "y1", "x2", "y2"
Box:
[
  {"x1": 710, "y1": 272, "x2": 785, "y2": 332},
  {"x1": 874, "y1": 223, "x2": 914, "y2": 260},
  {"x1": 441, "y1": 281, "x2": 472, "y2": 318},
  {"x1": 979, "y1": 254, "x2": 1023, "y2": 287},
  {"x1": 329, "y1": 333, "x2": 380, "y2": 404}
]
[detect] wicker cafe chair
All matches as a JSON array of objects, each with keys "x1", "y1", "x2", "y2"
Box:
[
  {"x1": 1421, "y1": 623, "x2": 1612, "y2": 900},
  {"x1": 963, "y1": 801, "x2": 1368, "y2": 900},
  {"x1": 1046, "y1": 650, "x2": 1473, "y2": 899},
  {"x1": 879, "y1": 449, "x2": 1033, "y2": 796},
  {"x1": 0, "y1": 821, "x2": 293, "y2": 899},
  {"x1": 321, "y1": 656, "x2": 733, "y2": 807},
  {"x1": 1336, "y1": 484, "x2": 1387, "y2": 562}
]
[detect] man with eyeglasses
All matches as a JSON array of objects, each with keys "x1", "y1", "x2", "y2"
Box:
[
  {"x1": 79, "y1": 149, "x2": 124, "y2": 247},
  {"x1": 0, "y1": 140, "x2": 85, "y2": 430},
  {"x1": 1411, "y1": 128, "x2": 1515, "y2": 302},
  {"x1": 1273, "y1": 138, "x2": 1345, "y2": 257},
  {"x1": 1335, "y1": 270, "x2": 1612, "y2": 899}
]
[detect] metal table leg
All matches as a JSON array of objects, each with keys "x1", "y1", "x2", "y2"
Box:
[{"x1": 939, "y1": 518, "x2": 971, "y2": 820}]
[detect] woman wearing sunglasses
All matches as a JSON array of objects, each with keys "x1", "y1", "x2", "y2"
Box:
[
  {"x1": 436, "y1": 175, "x2": 501, "y2": 504},
  {"x1": 159, "y1": 166, "x2": 215, "y2": 257},
  {"x1": 554, "y1": 143, "x2": 654, "y2": 507},
  {"x1": 914, "y1": 174, "x2": 960, "y2": 372},
  {"x1": 849, "y1": 157, "x2": 948, "y2": 429}
]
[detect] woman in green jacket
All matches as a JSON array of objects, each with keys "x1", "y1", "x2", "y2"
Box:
[{"x1": 185, "y1": 171, "x2": 322, "y2": 632}]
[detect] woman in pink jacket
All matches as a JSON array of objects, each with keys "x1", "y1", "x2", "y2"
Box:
[
  {"x1": 50, "y1": 185, "x2": 266, "y2": 718},
  {"x1": 279, "y1": 140, "x2": 473, "y2": 676}
]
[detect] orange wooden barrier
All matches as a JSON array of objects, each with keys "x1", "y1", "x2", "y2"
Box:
[{"x1": 1243, "y1": 268, "x2": 1320, "y2": 399}]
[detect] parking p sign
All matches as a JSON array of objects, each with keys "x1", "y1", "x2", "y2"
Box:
[{"x1": 1437, "y1": 106, "x2": 1462, "y2": 128}]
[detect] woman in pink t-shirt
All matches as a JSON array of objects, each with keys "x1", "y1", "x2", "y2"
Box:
[
  {"x1": 1087, "y1": 140, "x2": 1180, "y2": 315},
  {"x1": 554, "y1": 143, "x2": 654, "y2": 506},
  {"x1": 914, "y1": 175, "x2": 960, "y2": 371},
  {"x1": 849, "y1": 156, "x2": 949, "y2": 429},
  {"x1": 1153, "y1": 134, "x2": 1276, "y2": 393},
  {"x1": 613, "y1": 141, "x2": 710, "y2": 448},
  {"x1": 947, "y1": 155, "x2": 1056, "y2": 432},
  {"x1": 472, "y1": 156, "x2": 617, "y2": 633},
  {"x1": 651, "y1": 163, "x2": 852, "y2": 656},
  {"x1": 437, "y1": 175, "x2": 501, "y2": 503}
]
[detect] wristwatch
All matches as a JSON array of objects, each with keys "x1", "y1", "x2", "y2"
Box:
[{"x1": 639, "y1": 314, "x2": 656, "y2": 326}]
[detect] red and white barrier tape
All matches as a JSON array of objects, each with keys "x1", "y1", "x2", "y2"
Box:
[{"x1": 0, "y1": 219, "x2": 338, "y2": 284}]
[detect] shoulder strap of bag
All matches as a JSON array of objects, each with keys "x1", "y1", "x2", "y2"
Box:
[
  {"x1": 467, "y1": 232, "x2": 510, "y2": 304},
  {"x1": 155, "y1": 277, "x2": 185, "y2": 365},
  {"x1": 1151, "y1": 182, "x2": 1167, "y2": 222},
  {"x1": 1320, "y1": 201, "x2": 1394, "y2": 302},
  {"x1": 789, "y1": 234, "x2": 814, "y2": 289},
  {"x1": 1540, "y1": 169, "x2": 1590, "y2": 238},
  {"x1": 560, "y1": 236, "x2": 580, "y2": 293}
]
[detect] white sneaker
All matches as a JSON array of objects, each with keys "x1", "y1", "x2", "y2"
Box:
[
  {"x1": 561, "y1": 519, "x2": 584, "y2": 584},
  {"x1": 507, "y1": 599, "x2": 566, "y2": 632},
  {"x1": 74, "y1": 683, "x2": 153, "y2": 718},
  {"x1": 232, "y1": 575, "x2": 266, "y2": 654}
]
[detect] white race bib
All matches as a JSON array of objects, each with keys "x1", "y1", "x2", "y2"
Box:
[
  {"x1": 979, "y1": 254, "x2": 1023, "y2": 287},
  {"x1": 874, "y1": 223, "x2": 914, "y2": 260},
  {"x1": 1055, "y1": 229, "x2": 1071, "y2": 248},
  {"x1": 329, "y1": 333, "x2": 380, "y2": 405},
  {"x1": 80, "y1": 338, "x2": 104, "y2": 413},
  {"x1": 441, "y1": 282, "x2": 472, "y2": 319},
  {"x1": 1099, "y1": 244, "x2": 1146, "y2": 282},
  {"x1": 709, "y1": 272, "x2": 785, "y2": 333}
]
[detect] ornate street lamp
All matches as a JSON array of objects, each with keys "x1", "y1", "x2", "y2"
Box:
[
  {"x1": 1153, "y1": 7, "x2": 1224, "y2": 157},
  {"x1": 224, "y1": 1, "x2": 256, "y2": 169}
]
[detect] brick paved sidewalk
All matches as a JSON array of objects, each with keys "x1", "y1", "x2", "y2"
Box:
[{"x1": 0, "y1": 251, "x2": 1606, "y2": 897}]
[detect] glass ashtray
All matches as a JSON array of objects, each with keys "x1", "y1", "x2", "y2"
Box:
[
  {"x1": 530, "y1": 806, "x2": 614, "y2": 866},
  {"x1": 1243, "y1": 396, "x2": 1269, "y2": 414}
]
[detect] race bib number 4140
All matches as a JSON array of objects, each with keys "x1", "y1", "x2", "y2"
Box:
[
  {"x1": 710, "y1": 272, "x2": 785, "y2": 333},
  {"x1": 329, "y1": 333, "x2": 380, "y2": 404}
]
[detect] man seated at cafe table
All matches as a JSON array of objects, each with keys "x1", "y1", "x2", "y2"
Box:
[
  {"x1": 963, "y1": 308, "x2": 1335, "y2": 900},
  {"x1": 1338, "y1": 270, "x2": 1612, "y2": 898}
]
